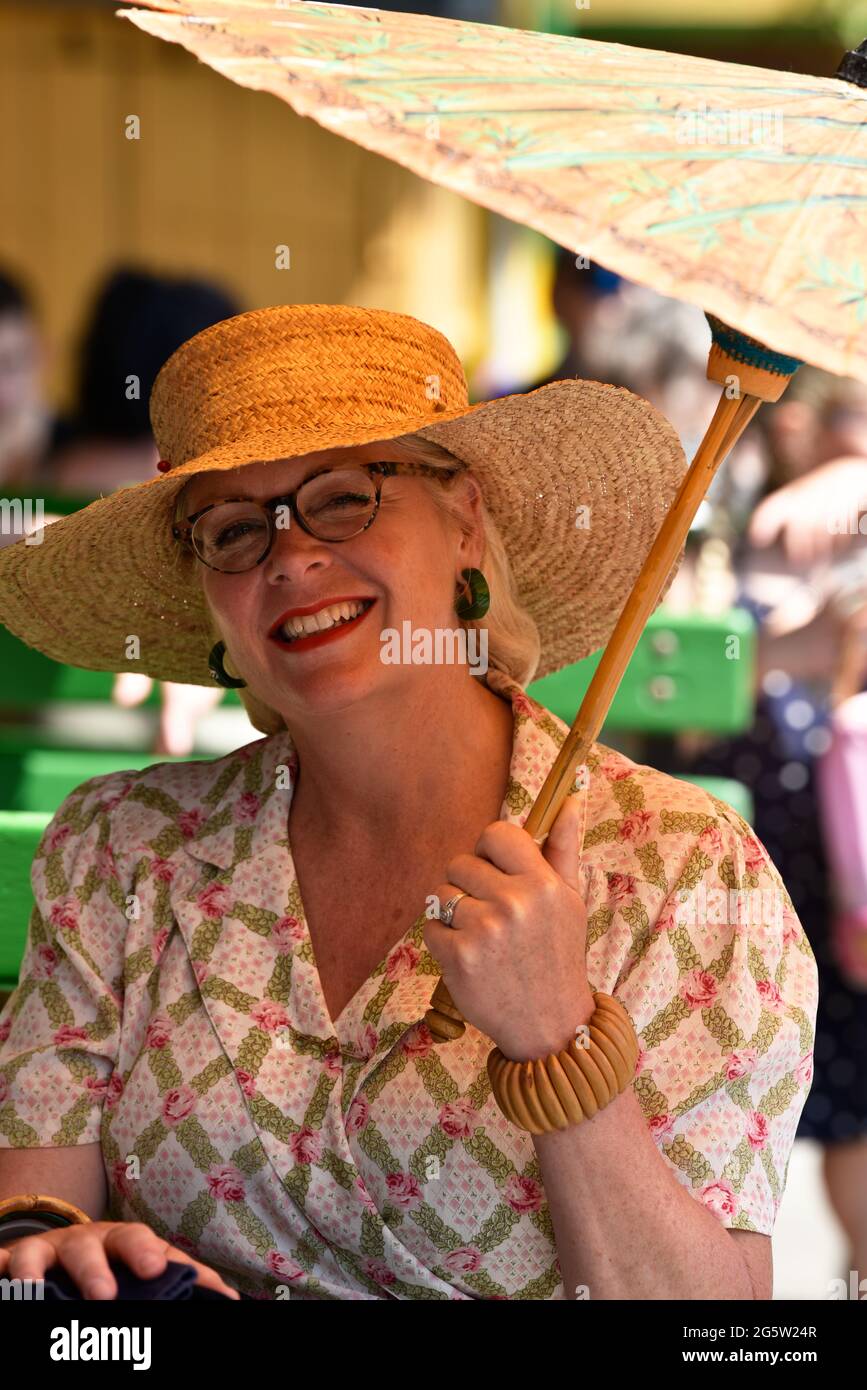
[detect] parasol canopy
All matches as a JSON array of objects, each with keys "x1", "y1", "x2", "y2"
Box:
[{"x1": 117, "y1": 0, "x2": 867, "y2": 381}]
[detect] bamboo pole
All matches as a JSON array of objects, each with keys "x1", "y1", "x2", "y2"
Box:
[{"x1": 424, "y1": 386, "x2": 765, "y2": 1043}]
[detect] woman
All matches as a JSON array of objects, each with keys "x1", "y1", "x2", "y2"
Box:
[{"x1": 0, "y1": 304, "x2": 818, "y2": 1301}]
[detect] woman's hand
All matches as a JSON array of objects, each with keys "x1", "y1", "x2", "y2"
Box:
[
  {"x1": 747, "y1": 455, "x2": 867, "y2": 567},
  {"x1": 0, "y1": 1220, "x2": 241, "y2": 1300},
  {"x1": 424, "y1": 793, "x2": 592, "y2": 1061}
]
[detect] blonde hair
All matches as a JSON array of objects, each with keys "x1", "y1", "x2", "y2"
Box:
[
  {"x1": 385, "y1": 432, "x2": 541, "y2": 685},
  {"x1": 185, "y1": 438, "x2": 541, "y2": 735}
]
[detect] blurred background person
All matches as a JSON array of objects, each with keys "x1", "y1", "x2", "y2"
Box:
[
  {"x1": 658, "y1": 368, "x2": 867, "y2": 1284},
  {"x1": 0, "y1": 267, "x2": 69, "y2": 488},
  {"x1": 44, "y1": 265, "x2": 242, "y2": 494},
  {"x1": 45, "y1": 266, "x2": 244, "y2": 754},
  {"x1": 495, "y1": 243, "x2": 767, "y2": 549}
]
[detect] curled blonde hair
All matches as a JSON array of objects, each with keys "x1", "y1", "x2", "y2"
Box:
[{"x1": 189, "y1": 437, "x2": 541, "y2": 735}]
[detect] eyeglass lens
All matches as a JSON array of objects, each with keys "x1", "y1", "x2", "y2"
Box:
[{"x1": 191, "y1": 467, "x2": 379, "y2": 571}]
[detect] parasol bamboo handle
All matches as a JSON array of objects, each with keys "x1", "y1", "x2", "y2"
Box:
[{"x1": 425, "y1": 389, "x2": 762, "y2": 1043}]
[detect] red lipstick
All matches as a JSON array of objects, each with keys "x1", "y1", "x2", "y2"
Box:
[{"x1": 269, "y1": 597, "x2": 377, "y2": 653}]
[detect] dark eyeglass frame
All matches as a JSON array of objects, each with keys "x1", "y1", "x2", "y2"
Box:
[{"x1": 172, "y1": 460, "x2": 459, "y2": 572}]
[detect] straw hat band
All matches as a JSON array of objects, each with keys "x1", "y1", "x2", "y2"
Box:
[{"x1": 150, "y1": 306, "x2": 468, "y2": 471}]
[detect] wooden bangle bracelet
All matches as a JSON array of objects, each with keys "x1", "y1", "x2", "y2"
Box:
[
  {"x1": 0, "y1": 1193, "x2": 92, "y2": 1226},
  {"x1": 487, "y1": 992, "x2": 639, "y2": 1134}
]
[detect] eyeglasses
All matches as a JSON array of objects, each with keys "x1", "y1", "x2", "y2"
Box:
[{"x1": 172, "y1": 460, "x2": 459, "y2": 573}]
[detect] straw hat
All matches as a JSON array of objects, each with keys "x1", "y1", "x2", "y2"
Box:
[{"x1": 0, "y1": 303, "x2": 687, "y2": 686}]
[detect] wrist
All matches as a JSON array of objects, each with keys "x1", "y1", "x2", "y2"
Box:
[{"x1": 495, "y1": 988, "x2": 596, "y2": 1062}]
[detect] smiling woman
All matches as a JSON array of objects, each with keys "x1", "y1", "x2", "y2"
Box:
[
  {"x1": 178, "y1": 430, "x2": 543, "y2": 736},
  {"x1": 0, "y1": 303, "x2": 817, "y2": 1301}
]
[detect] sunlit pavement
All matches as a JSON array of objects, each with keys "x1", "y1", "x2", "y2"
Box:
[{"x1": 772, "y1": 1140, "x2": 849, "y2": 1300}]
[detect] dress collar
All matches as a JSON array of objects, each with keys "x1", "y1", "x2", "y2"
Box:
[{"x1": 181, "y1": 667, "x2": 586, "y2": 872}]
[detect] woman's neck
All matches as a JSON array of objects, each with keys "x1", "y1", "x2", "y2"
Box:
[{"x1": 285, "y1": 668, "x2": 516, "y2": 847}]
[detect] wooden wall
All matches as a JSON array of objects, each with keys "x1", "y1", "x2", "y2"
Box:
[{"x1": 0, "y1": 3, "x2": 489, "y2": 409}]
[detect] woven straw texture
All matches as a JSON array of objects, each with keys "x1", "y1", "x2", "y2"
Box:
[{"x1": 0, "y1": 303, "x2": 687, "y2": 685}]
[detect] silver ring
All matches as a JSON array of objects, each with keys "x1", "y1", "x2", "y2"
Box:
[{"x1": 438, "y1": 891, "x2": 469, "y2": 928}]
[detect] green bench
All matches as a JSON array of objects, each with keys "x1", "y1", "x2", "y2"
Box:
[
  {"x1": 0, "y1": 623, "x2": 241, "y2": 716},
  {"x1": 0, "y1": 811, "x2": 51, "y2": 996},
  {"x1": 0, "y1": 493, "x2": 241, "y2": 744},
  {"x1": 528, "y1": 607, "x2": 756, "y2": 735},
  {"x1": 0, "y1": 747, "x2": 210, "y2": 813},
  {"x1": 528, "y1": 606, "x2": 756, "y2": 824}
]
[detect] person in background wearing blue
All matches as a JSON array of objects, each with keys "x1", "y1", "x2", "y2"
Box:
[{"x1": 665, "y1": 368, "x2": 867, "y2": 1287}]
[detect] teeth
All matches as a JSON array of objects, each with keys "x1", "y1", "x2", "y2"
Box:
[{"x1": 279, "y1": 599, "x2": 369, "y2": 641}]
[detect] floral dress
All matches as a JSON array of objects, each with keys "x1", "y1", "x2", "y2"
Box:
[{"x1": 0, "y1": 669, "x2": 818, "y2": 1299}]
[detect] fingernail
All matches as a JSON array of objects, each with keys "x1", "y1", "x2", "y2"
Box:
[{"x1": 88, "y1": 1278, "x2": 115, "y2": 1299}]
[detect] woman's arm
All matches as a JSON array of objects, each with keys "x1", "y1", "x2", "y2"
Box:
[
  {"x1": 0, "y1": 1142, "x2": 108, "y2": 1222},
  {"x1": 532, "y1": 1079, "x2": 770, "y2": 1300},
  {"x1": 425, "y1": 780, "x2": 811, "y2": 1303}
]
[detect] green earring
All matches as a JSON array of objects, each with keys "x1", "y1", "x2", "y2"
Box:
[
  {"x1": 455, "y1": 567, "x2": 490, "y2": 620},
  {"x1": 208, "y1": 640, "x2": 247, "y2": 689}
]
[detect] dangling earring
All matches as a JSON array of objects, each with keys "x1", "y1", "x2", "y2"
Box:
[
  {"x1": 455, "y1": 566, "x2": 490, "y2": 620},
  {"x1": 208, "y1": 640, "x2": 247, "y2": 689}
]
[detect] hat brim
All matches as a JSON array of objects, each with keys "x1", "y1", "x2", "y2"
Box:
[{"x1": 0, "y1": 378, "x2": 687, "y2": 686}]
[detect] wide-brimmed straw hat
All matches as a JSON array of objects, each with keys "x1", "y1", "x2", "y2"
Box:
[{"x1": 0, "y1": 303, "x2": 687, "y2": 686}]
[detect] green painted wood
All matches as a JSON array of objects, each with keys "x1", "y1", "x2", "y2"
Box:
[
  {"x1": 674, "y1": 774, "x2": 754, "y2": 825},
  {"x1": 528, "y1": 607, "x2": 756, "y2": 734},
  {"x1": 0, "y1": 811, "x2": 52, "y2": 990},
  {"x1": 0, "y1": 623, "x2": 241, "y2": 709},
  {"x1": 0, "y1": 748, "x2": 211, "y2": 812}
]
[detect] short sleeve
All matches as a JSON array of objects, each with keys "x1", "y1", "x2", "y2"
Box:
[
  {"x1": 0, "y1": 774, "x2": 131, "y2": 1147},
  {"x1": 612, "y1": 796, "x2": 819, "y2": 1236}
]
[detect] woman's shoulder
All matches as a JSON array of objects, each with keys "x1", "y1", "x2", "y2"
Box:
[
  {"x1": 40, "y1": 730, "x2": 295, "y2": 858},
  {"x1": 582, "y1": 743, "x2": 807, "y2": 953},
  {"x1": 584, "y1": 740, "x2": 762, "y2": 869}
]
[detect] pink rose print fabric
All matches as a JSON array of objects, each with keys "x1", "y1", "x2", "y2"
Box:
[{"x1": 0, "y1": 669, "x2": 818, "y2": 1299}]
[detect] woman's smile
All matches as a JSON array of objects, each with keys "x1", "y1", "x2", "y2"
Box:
[{"x1": 268, "y1": 596, "x2": 377, "y2": 653}]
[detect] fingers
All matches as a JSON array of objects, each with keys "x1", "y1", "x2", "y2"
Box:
[
  {"x1": 429, "y1": 818, "x2": 569, "y2": 939},
  {"x1": 442, "y1": 850, "x2": 503, "y2": 900},
  {"x1": 103, "y1": 1223, "x2": 174, "y2": 1284},
  {"x1": 0, "y1": 1234, "x2": 60, "y2": 1286},
  {"x1": 104, "y1": 1225, "x2": 240, "y2": 1300},
  {"x1": 1, "y1": 1227, "x2": 118, "y2": 1300},
  {"x1": 0, "y1": 1221, "x2": 241, "y2": 1300},
  {"x1": 540, "y1": 793, "x2": 584, "y2": 893},
  {"x1": 473, "y1": 819, "x2": 545, "y2": 873},
  {"x1": 156, "y1": 1248, "x2": 241, "y2": 1299}
]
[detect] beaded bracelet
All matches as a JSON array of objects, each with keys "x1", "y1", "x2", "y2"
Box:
[{"x1": 487, "y1": 991, "x2": 639, "y2": 1134}]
